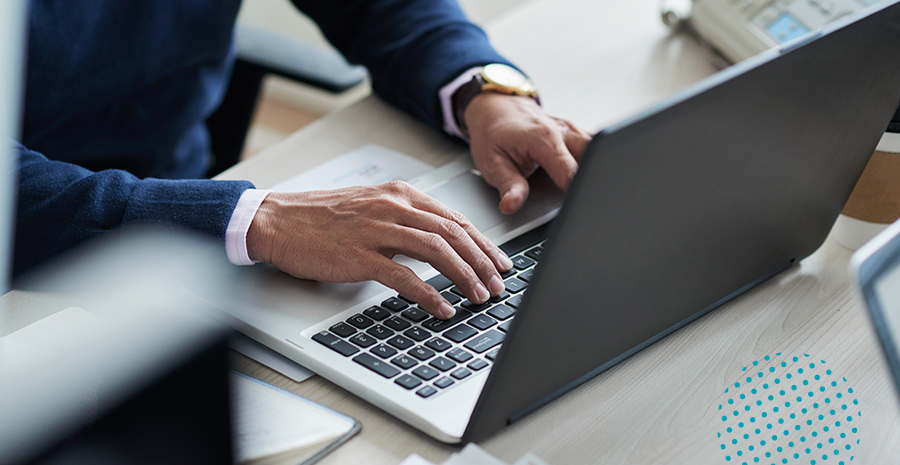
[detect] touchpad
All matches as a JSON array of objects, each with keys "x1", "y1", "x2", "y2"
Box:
[{"x1": 425, "y1": 172, "x2": 507, "y2": 232}]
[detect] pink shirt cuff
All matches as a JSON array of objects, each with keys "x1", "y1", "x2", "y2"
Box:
[{"x1": 225, "y1": 189, "x2": 272, "y2": 266}]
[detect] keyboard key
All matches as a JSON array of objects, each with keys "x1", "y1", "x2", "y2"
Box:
[
  {"x1": 444, "y1": 324, "x2": 477, "y2": 343},
  {"x1": 366, "y1": 324, "x2": 394, "y2": 340},
  {"x1": 500, "y1": 268, "x2": 517, "y2": 279},
  {"x1": 391, "y1": 354, "x2": 418, "y2": 369},
  {"x1": 487, "y1": 304, "x2": 515, "y2": 321},
  {"x1": 403, "y1": 326, "x2": 429, "y2": 342},
  {"x1": 504, "y1": 278, "x2": 527, "y2": 293},
  {"x1": 506, "y1": 294, "x2": 523, "y2": 308},
  {"x1": 434, "y1": 377, "x2": 455, "y2": 389},
  {"x1": 347, "y1": 314, "x2": 375, "y2": 329},
  {"x1": 353, "y1": 353, "x2": 400, "y2": 378},
  {"x1": 413, "y1": 365, "x2": 439, "y2": 381},
  {"x1": 485, "y1": 347, "x2": 501, "y2": 361},
  {"x1": 511, "y1": 255, "x2": 535, "y2": 270},
  {"x1": 386, "y1": 335, "x2": 414, "y2": 350},
  {"x1": 383, "y1": 316, "x2": 411, "y2": 331},
  {"x1": 460, "y1": 300, "x2": 491, "y2": 312},
  {"x1": 371, "y1": 344, "x2": 398, "y2": 359},
  {"x1": 451, "y1": 367, "x2": 472, "y2": 379},
  {"x1": 401, "y1": 307, "x2": 430, "y2": 323},
  {"x1": 468, "y1": 359, "x2": 489, "y2": 371},
  {"x1": 498, "y1": 320, "x2": 513, "y2": 333},
  {"x1": 329, "y1": 322, "x2": 357, "y2": 338},
  {"x1": 349, "y1": 333, "x2": 377, "y2": 348},
  {"x1": 409, "y1": 346, "x2": 435, "y2": 361},
  {"x1": 421, "y1": 309, "x2": 472, "y2": 332},
  {"x1": 449, "y1": 286, "x2": 465, "y2": 297},
  {"x1": 397, "y1": 294, "x2": 416, "y2": 304},
  {"x1": 312, "y1": 331, "x2": 360, "y2": 357},
  {"x1": 363, "y1": 306, "x2": 391, "y2": 321},
  {"x1": 524, "y1": 246, "x2": 543, "y2": 261},
  {"x1": 518, "y1": 269, "x2": 534, "y2": 282},
  {"x1": 417, "y1": 385, "x2": 438, "y2": 398},
  {"x1": 441, "y1": 291, "x2": 462, "y2": 305},
  {"x1": 464, "y1": 330, "x2": 505, "y2": 354},
  {"x1": 425, "y1": 337, "x2": 452, "y2": 352},
  {"x1": 446, "y1": 348, "x2": 473, "y2": 363},
  {"x1": 395, "y1": 374, "x2": 422, "y2": 390},
  {"x1": 489, "y1": 291, "x2": 510, "y2": 303},
  {"x1": 381, "y1": 297, "x2": 409, "y2": 312},
  {"x1": 429, "y1": 357, "x2": 456, "y2": 372},
  {"x1": 468, "y1": 314, "x2": 497, "y2": 331},
  {"x1": 425, "y1": 274, "x2": 453, "y2": 292}
]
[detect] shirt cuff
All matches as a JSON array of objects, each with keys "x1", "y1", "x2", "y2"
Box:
[
  {"x1": 439, "y1": 66, "x2": 483, "y2": 143},
  {"x1": 225, "y1": 189, "x2": 272, "y2": 266}
]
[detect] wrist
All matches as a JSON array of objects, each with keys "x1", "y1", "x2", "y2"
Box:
[
  {"x1": 451, "y1": 64, "x2": 538, "y2": 138},
  {"x1": 247, "y1": 193, "x2": 280, "y2": 264}
]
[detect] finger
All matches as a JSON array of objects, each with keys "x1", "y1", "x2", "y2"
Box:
[
  {"x1": 367, "y1": 255, "x2": 456, "y2": 319},
  {"x1": 530, "y1": 134, "x2": 579, "y2": 192},
  {"x1": 383, "y1": 225, "x2": 492, "y2": 305},
  {"x1": 476, "y1": 152, "x2": 531, "y2": 215},
  {"x1": 400, "y1": 210, "x2": 506, "y2": 297},
  {"x1": 558, "y1": 118, "x2": 592, "y2": 161},
  {"x1": 400, "y1": 184, "x2": 514, "y2": 272}
]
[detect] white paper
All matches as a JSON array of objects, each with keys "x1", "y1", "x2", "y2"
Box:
[
  {"x1": 444, "y1": 444, "x2": 509, "y2": 465},
  {"x1": 271, "y1": 144, "x2": 434, "y2": 193},
  {"x1": 231, "y1": 372, "x2": 355, "y2": 462},
  {"x1": 230, "y1": 333, "x2": 314, "y2": 383},
  {"x1": 398, "y1": 454, "x2": 438, "y2": 465}
]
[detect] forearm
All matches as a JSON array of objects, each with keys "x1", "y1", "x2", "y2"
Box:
[
  {"x1": 14, "y1": 145, "x2": 252, "y2": 276},
  {"x1": 289, "y1": 0, "x2": 514, "y2": 131}
]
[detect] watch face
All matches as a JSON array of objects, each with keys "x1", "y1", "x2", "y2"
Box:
[{"x1": 482, "y1": 64, "x2": 531, "y2": 89}]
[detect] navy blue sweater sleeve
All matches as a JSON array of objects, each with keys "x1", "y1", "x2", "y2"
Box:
[
  {"x1": 13, "y1": 144, "x2": 253, "y2": 276},
  {"x1": 290, "y1": 0, "x2": 515, "y2": 132}
]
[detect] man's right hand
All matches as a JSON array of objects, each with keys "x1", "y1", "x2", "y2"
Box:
[{"x1": 246, "y1": 181, "x2": 513, "y2": 319}]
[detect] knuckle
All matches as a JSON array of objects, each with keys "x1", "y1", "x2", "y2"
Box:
[
  {"x1": 384, "y1": 180, "x2": 411, "y2": 194},
  {"x1": 421, "y1": 232, "x2": 449, "y2": 254}
]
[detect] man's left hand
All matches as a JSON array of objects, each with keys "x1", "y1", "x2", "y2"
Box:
[{"x1": 464, "y1": 93, "x2": 592, "y2": 215}]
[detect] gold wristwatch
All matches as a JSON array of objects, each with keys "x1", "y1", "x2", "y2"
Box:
[{"x1": 451, "y1": 64, "x2": 539, "y2": 137}]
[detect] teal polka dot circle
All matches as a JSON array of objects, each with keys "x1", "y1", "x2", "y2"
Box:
[{"x1": 716, "y1": 354, "x2": 861, "y2": 465}]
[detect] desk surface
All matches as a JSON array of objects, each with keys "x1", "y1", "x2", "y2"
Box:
[{"x1": 6, "y1": 0, "x2": 900, "y2": 463}]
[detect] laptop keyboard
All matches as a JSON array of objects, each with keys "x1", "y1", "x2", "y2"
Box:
[{"x1": 312, "y1": 240, "x2": 544, "y2": 399}]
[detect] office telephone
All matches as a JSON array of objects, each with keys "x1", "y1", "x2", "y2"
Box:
[{"x1": 665, "y1": 0, "x2": 883, "y2": 62}]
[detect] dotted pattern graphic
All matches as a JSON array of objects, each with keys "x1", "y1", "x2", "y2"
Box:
[{"x1": 716, "y1": 354, "x2": 861, "y2": 465}]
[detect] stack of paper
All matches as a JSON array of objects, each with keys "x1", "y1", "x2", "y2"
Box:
[{"x1": 399, "y1": 444, "x2": 550, "y2": 465}]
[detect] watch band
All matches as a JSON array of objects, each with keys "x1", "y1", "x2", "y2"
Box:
[{"x1": 451, "y1": 74, "x2": 487, "y2": 137}]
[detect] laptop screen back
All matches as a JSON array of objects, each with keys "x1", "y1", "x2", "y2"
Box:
[{"x1": 466, "y1": 0, "x2": 900, "y2": 442}]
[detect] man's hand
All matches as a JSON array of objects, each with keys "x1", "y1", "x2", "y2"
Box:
[
  {"x1": 246, "y1": 181, "x2": 513, "y2": 319},
  {"x1": 465, "y1": 93, "x2": 592, "y2": 215}
]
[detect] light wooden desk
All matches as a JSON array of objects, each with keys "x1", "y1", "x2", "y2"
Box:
[{"x1": 5, "y1": 0, "x2": 900, "y2": 463}]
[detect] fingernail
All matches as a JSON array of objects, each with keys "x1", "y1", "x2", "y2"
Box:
[
  {"x1": 475, "y1": 283, "x2": 490, "y2": 303},
  {"x1": 499, "y1": 253, "x2": 514, "y2": 271},
  {"x1": 489, "y1": 275, "x2": 505, "y2": 295},
  {"x1": 441, "y1": 302, "x2": 456, "y2": 319}
]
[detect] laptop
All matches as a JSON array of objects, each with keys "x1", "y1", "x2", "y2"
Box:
[
  {"x1": 199, "y1": 0, "x2": 900, "y2": 443},
  {"x1": 851, "y1": 219, "x2": 900, "y2": 404}
]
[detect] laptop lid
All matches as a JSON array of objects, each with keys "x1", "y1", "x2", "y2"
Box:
[
  {"x1": 851, "y1": 219, "x2": 900, "y2": 404},
  {"x1": 465, "y1": 0, "x2": 900, "y2": 442}
]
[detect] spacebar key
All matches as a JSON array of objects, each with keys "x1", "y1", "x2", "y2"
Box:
[
  {"x1": 353, "y1": 353, "x2": 400, "y2": 378},
  {"x1": 464, "y1": 330, "x2": 505, "y2": 354}
]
